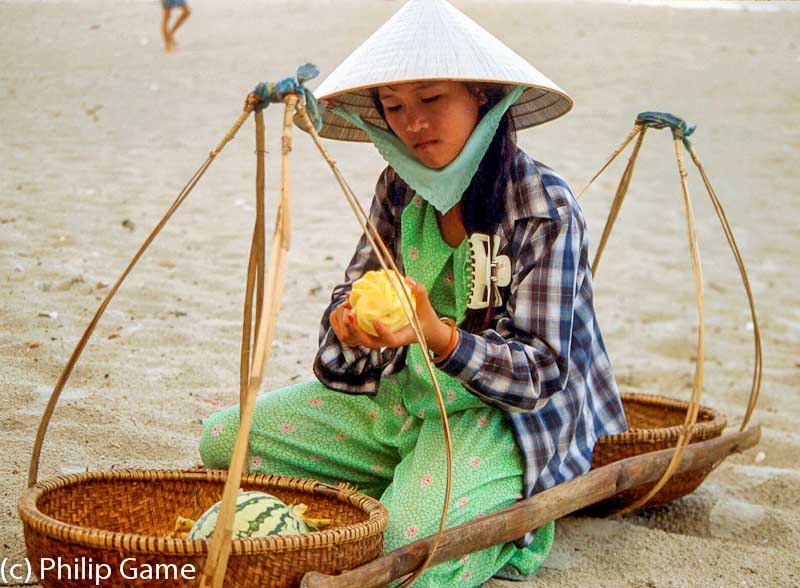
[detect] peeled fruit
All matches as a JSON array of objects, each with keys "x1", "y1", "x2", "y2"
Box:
[{"x1": 350, "y1": 270, "x2": 416, "y2": 336}]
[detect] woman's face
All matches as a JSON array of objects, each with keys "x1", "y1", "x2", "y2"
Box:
[{"x1": 377, "y1": 81, "x2": 487, "y2": 169}]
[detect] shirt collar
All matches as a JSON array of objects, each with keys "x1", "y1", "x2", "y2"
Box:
[{"x1": 504, "y1": 149, "x2": 562, "y2": 223}]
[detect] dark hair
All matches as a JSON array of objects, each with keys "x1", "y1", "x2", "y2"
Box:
[{"x1": 372, "y1": 84, "x2": 517, "y2": 333}]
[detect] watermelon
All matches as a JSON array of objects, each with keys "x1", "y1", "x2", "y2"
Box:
[{"x1": 186, "y1": 491, "x2": 311, "y2": 540}]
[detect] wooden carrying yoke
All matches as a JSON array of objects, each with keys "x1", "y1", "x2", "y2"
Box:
[
  {"x1": 300, "y1": 425, "x2": 760, "y2": 588},
  {"x1": 24, "y1": 62, "x2": 762, "y2": 588}
]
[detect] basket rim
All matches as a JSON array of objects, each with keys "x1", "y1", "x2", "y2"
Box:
[
  {"x1": 595, "y1": 392, "x2": 727, "y2": 446},
  {"x1": 17, "y1": 468, "x2": 388, "y2": 555}
]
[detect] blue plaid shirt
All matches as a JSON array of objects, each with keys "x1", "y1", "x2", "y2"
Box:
[{"x1": 314, "y1": 149, "x2": 627, "y2": 546}]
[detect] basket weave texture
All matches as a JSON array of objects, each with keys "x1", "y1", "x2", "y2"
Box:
[
  {"x1": 589, "y1": 392, "x2": 726, "y2": 514},
  {"x1": 18, "y1": 469, "x2": 387, "y2": 587}
]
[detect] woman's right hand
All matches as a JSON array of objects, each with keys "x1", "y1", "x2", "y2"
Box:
[
  {"x1": 329, "y1": 294, "x2": 390, "y2": 349},
  {"x1": 329, "y1": 296, "x2": 364, "y2": 347}
]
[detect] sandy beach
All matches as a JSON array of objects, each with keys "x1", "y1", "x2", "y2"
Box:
[{"x1": 1, "y1": 0, "x2": 798, "y2": 586}]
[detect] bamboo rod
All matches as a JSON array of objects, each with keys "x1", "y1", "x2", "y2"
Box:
[
  {"x1": 240, "y1": 110, "x2": 267, "y2": 408},
  {"x1": 591, "y1": 127, "x2": 647, "y2": 277},
  {"x1": 254, "y1": 109, "x2": 267, "y2": 383},
  {"x1": 199, "y1": 371, "x2": 259, "y2": 588},
  {"x1": 618, "y1": 137, "x2": 706, "y2": 513},
  {"x1": 688, "y1": 150, "x2": 762, "y2": 430},
  {"x1": 240, "y1": 228, "x2": 257, "y2": 406},
  {"x1": 576, "y1": 124, "x2": 643, "y2": 199},
  {"x1": 250, "y1": 94, "x2": 297, "y2": 380},
  {"x1": 200, "y1": 95, "x2": 299, "y2": 588},
  {"x1": 301, "y1": 425, "x2": 760, "y2": 588},
  {"x1": 298, "y1": 106, "x2": 453, "y2": 588}
]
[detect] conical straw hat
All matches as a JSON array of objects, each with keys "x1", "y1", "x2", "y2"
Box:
[{"x1": 303, "y1": 0, "x2": 573, "y2": 142}]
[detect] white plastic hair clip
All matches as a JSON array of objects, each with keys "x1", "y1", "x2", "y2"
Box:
[{"x1": 467, "y1": 233, "x2": 511, "y2": 310}]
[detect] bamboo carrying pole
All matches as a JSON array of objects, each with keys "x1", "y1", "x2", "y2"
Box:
[
  {"x1": 239, "y1": 109, "x2": 267, "y2": 408},
  {"x1": 573, "y1": 116, "x2": 762, "y2": 513},
  {"x1": 689, "y1": 149, "x2": 762, "y2": 431},
  {"x1": 623, "y1": 137, "x2": 706, "y2": 513},
  {"x1": 590, "y1": 126, "x2": 647, "y2": 278},
  {"x1": 301, "y1": 425, "x2": 760, "y2": 588}
]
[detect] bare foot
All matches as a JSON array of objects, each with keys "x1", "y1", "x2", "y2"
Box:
[{"x1": 164, "y1": 36, "x2": 176, "y2": 53}]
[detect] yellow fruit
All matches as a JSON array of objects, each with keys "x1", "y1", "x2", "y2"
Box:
[{"x1": 350, "y1": 270, "x2": 416, "y2": 336}]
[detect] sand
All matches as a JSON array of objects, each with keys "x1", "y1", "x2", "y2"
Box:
[{"x1": 1, "y1": 0, "x2": 798, "y2": 586}]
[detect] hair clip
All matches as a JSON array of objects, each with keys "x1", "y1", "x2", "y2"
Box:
[{"x1": 467, "y1": 233, "x2": 511, "y2": 310}]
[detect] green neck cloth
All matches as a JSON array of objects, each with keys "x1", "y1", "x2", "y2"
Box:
[{"x1": 331, "y1": 85, "x2": 524, "y2": 214}]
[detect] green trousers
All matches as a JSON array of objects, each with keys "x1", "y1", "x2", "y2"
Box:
[{"x1": 199, "y1": 372, "x2": 553, "y2": 587}]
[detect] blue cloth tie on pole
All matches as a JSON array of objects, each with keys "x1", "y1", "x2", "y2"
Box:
[
  {"x1": 252, "y1": 63, "x2": 323, "y2": 131},
  {"x1": 636, "y1": 111, "x2": 696, "y2": 153}
]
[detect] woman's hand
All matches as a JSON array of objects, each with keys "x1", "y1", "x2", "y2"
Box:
[
  {"x1": 329, "y1": 296, "x2": 365, "y2": 348},
  {"x1": 330, "y1": 277, "x2": 457, "y2": 356}
]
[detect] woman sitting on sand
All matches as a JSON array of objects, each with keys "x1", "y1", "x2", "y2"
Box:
[{"x1": 199, "y1": 0, "x2": 627, "y2": 585}]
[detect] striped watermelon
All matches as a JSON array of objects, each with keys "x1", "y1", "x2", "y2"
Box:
[{"x1": 186, "y1": 491, "x2": 310, "y2": 540}]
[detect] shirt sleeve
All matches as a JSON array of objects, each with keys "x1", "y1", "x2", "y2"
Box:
[
  {"x1": 437, "y1": 207, "x2": 584, "y2": 412},
  {"x1": 313, "y1": 168, "x2": 408, "y2": 394}
]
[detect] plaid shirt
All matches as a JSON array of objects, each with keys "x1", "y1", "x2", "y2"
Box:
[{"x1": 314, "y1": 149, "x2": 627, "y2": 546}]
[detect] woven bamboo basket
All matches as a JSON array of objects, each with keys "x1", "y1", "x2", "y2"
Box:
[
  {"x1": 588, "y1": 392, "x2": 727, "y2": 514},
  {"x1": 18, "y1": 468, "x2": 387, "y2": 588}
]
